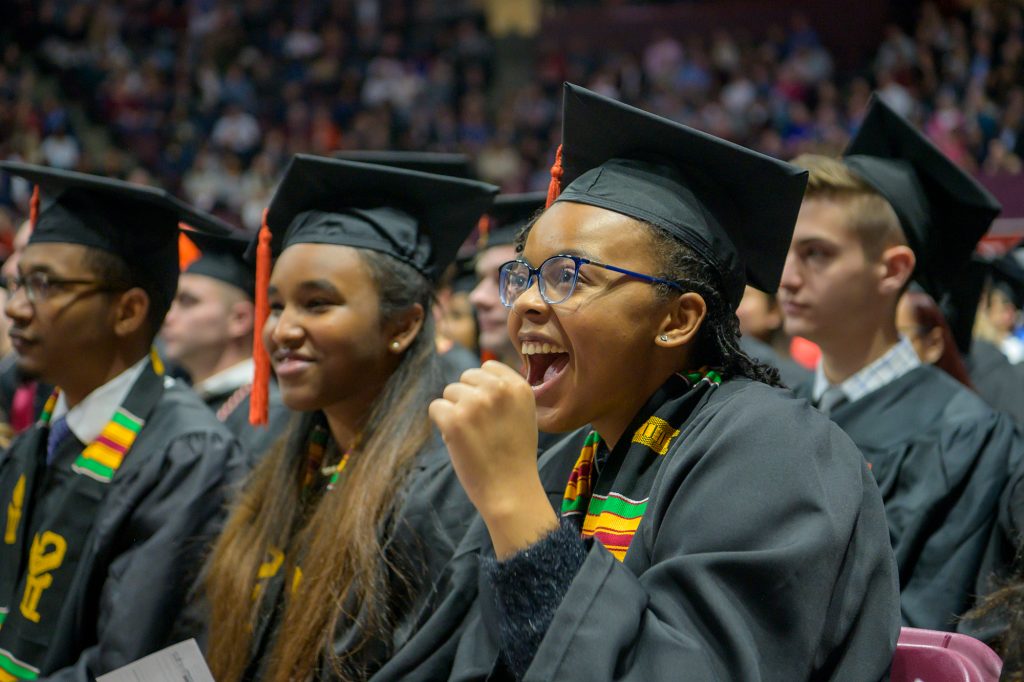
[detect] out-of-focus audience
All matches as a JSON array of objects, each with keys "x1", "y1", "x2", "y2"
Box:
[{"x1": 1, "y1": 0, "x2": 1022, "y2": 236}]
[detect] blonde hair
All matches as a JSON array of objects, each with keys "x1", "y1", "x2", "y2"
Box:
[{"x1": 793, "y1": 154, "x2": 906, "y2": 257}]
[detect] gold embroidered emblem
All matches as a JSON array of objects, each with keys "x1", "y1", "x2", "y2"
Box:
[
  {"x1": 631, "y1": 416, "x2": 680, "y2": 456},
  {"x1": 20, "y1": 531, "x2": 67, "y2": 623},
  {"x1": 252, "y1": 547, "x2": 285, "y2": 601},
  {"x1": 4, "y1": 475, "x2": 25, "y2": 545},
  {"x1": 257, "y1": 547, "x2": 284, "y2": 579}
]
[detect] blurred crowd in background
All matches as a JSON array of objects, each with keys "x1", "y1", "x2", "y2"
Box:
[{"x1": 0, "y1": 0, "x2": 1022, "y2": 243}]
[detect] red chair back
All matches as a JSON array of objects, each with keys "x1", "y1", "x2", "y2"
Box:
[{"x1": 891, "y1": 627, "x2": 1002, "y2": 682}]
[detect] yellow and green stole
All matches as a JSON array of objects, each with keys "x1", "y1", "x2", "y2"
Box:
[
  {"x1": 36, "y1": 394, "x2": 145, "y2": 485},
  {"x1": 0, "y1": 352, "x2": 164, "y2": 680},
  {"x1": 248, "y1": 414, "x2": 353, "y2": 669},
  {"x1": 561, "y1": 370, "x2": 721, "y2": 561}
]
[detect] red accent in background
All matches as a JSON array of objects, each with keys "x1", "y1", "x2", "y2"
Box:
[{"x1": 790, "y1": 336, "x2": 821, "y2": 370}]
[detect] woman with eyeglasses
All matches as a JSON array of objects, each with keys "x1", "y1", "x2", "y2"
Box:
[
  {"x1": 199, "y1": 155, "x2": 497, "y2": 681},
  {"x1": 432, "y1": 84, "x2": 900, "y2": 681}
]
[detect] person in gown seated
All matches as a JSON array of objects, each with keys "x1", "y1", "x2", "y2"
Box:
[
  {"x1": 0, "y1": 161, "x2": 244, "y2": 681},
  {"x1": 779, "y1": 96, "x2": 1021, "y2": 632},
  {"x1": 200, "y1": 154, "x2": 497, "y2": 681},
  {"x1": 431, "y1": 83, "x2": 900, "y2": 681},
  {"x1": 161, "y1": 222, "x2": 290, "y2": 463}
]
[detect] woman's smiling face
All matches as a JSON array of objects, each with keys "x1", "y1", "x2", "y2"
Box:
[
  {"x1": 508, "y1": 201, "x2": 680, "y2": 440},
  {"x1": 264, "y1": 243, "x2": 392, "y2": 413}
]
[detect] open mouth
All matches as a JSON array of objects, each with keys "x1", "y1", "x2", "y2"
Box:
[{"x1": 522, "y1": 341, "x2": 570, "y2": 389}]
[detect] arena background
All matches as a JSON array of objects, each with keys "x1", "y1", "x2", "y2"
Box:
[{"x1": 0, "y1": 0, "x2": 1021, "y2": 251}]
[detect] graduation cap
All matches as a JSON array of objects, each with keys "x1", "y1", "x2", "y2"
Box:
[
  {"x1": 941, "y1": 257, "x2": 989, "y2": 356},
  {"x1": 247, "y1": 153, "x2": 498, "y2": 424},
  {"x1": 331, "y1": 150, "x2": 475, "y2": 179},
  {"x1": 255, "y1": 154, "x2": 497, "y2": 279},
  {"x1": 450, "y1": 257, "x2": 478, "y2": 294},
  {"x1": 844, "y1": 95, "x2": 1001, "y2": 301},
  {"x1": 544, "y1": 83, "x2": 809, "y2": 308},
  {"x1": 177, "y1": 207, "x2": 254, "y2": 296},
  {"x1": 988, "y1": 252, "x2": 1024, "y2": 309},
  {"x1": 480, "y1": 191, "x2": 547, "y2": 249},
  {"x1": 179, "y1": 228, "x2": 255, "y2": 298},
  {"x1": 0, "y1": 161, "x2": 226, "y2": 314}
]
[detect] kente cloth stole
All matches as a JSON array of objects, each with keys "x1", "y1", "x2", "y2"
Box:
[
  {"x1": 560, "y1": 370, "x2": 721, "y2": 561},
  {"x1": 249, "y1": 415, "x2": 352, "y2": 659},
  {"x1": 36, "y1": 392, "x2": 144, "y2": 484},
  {"x1": 0, "y1": 352, "x2": 164, "y2": 680}
]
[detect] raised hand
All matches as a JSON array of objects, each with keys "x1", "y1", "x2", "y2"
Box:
[{"x1": 429, "y1": 361, "x2": 558, "y2": 559}]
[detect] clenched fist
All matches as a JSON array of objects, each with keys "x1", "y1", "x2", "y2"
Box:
[{"x1": 429, "y1": 361, "x2": 558, "y2": 559}]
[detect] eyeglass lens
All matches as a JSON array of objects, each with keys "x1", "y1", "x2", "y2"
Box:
[{"x1": 500, "y1": 256, "x2": 580, "y2": 307}]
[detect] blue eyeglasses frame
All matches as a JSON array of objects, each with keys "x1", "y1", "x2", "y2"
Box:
[{"x1": 498, "y1": 254, "x2": 683, "y2": 308}]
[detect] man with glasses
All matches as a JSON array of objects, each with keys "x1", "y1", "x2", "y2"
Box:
[{"x1": 0, "y1": 162, "x2": 244, "y2": 681}]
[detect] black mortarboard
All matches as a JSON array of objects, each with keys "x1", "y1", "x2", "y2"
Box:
[
  {"x1": 548, "y1": 83, "x2": 808, "y2": 308},
  {"x1": 257, "y1": 154, "x2": 497, "y2": 281},
  {"x1": 246, "y1": 153, "x2": 497, "y2": 426},
  {"x1": 941, "y1": 257, "x2": 989, "y2": 356},
  {"x1": 451, "y1": 257, "x2": 478, "y2": 294},
  {"x1": 481, "y1": 191, "x2": 547, "y2": 249},
  {"x1": 0, "y1": 161, "x2": 223, "y2": 310},
  {"x1": 844, "y1": 95, "x2": 1002, "y2": 301},
  {"x1": 989, "y1": 252, "x2": 1024, "y2": 309},
  {"x1": 331, "y1": 150, "x2": 475, "y2": 179},
  {"x1": 180, "y1": 228, "x2": 255, "y2": 298}
]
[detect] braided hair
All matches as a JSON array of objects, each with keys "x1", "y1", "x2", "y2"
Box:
[{"x1": 643, "y1": 223, "x2": 782, "y2": 387}]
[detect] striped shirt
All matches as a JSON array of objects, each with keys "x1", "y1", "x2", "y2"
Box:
[{"x1": 812, "y1": 336, "x2": 921, "y2": 405}]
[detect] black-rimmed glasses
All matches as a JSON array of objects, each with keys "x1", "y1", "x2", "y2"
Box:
[
  {"x1": 498, "y1": 254, "x2": 683, "y2": 308},
  {"x1": 2, "y1": 272, "x2": 127, "y2": 304}
]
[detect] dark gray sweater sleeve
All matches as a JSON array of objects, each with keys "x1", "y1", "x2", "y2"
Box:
[{"x1": 481, "y1": 519, "x2": 589, "y2": 679}]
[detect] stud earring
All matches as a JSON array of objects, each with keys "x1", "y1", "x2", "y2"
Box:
[
  {"x1": 391, "y1": 341, "x2": 400, "y2": 350},
  {"x1": 659, "y1": 335, "x2": 669, "y2": 342}
]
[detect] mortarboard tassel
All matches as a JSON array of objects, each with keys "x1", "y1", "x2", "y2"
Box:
[
  {"x1": 29, "y1": 185, "x2": 40, "y2": 232},
  {"x1": 177, "y1": 226, "x2": 203, "y2": 271},
  {"x1": 249, "y1": 208, "x2": 272, "y2": 426},
  {"x1": 476, "y1": 214, "x2": 491, "y2": 250},
  {"x1": 545, "y1": 144, "x2": 564, "y2": 208}
]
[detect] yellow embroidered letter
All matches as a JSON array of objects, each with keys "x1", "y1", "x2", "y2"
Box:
[
  {"x1": 4, "y1": 475, "x2": 25, "y2": 545},
  {"x1": 19, "y1": 531, "x2": 67, "y2": 623}
]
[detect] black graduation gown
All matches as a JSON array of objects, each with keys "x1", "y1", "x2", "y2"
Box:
[
  {"x1": 244, "y1": 433, "x2": 478, "y2": 681},
  {"x1": 793, "y1": 365, "x2": 1023, "y2": 631},
  {"x1": 446, "y1": 378, "x2": 900, "y2": 681},
  {"x1": 966, "y1": 339, "x2": 1024, "y2": 425},
  {"x1": 0, "y1": 367, "x2": 246, "y2": 681},
  {"x1": 204, "y1": 380, "x2": 291, "y2": 466},
  {"x1": 739, "y1": 335, "x2": 812, "y2": 389}
]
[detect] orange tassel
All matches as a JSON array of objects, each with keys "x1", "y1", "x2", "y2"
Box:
[
  {"x1": 249, "y1": 208, "x2": 272, "y2": 426},
  {"x1": 177, "y1": 226, "x2": 202, "y2": 271},
  {"x1": 29, "y1": 185, "x2": 40, "y2": 232},
  {"x1": 476, "y1": 214, "x2": 491, "y2": 250},
  {"x1": 545, "y1": 144, "x2": 564, "y2": 208}
]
